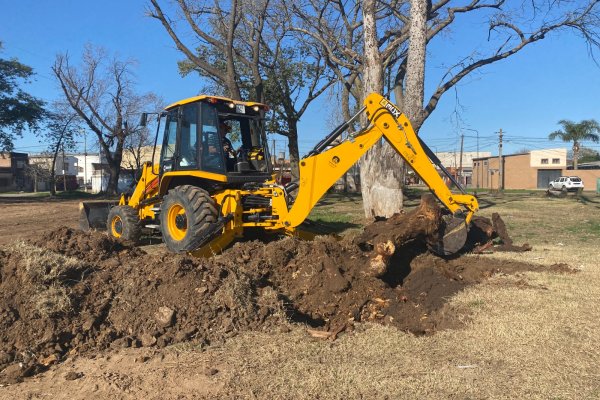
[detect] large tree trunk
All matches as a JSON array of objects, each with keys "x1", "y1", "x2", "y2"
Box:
[
  {"x1": 404, "y1": 0, "x2": 427, "y2": 126},
  {"x1": 356, "y1": 194, "x2": 442, "y2": 277},
  {"x1": 287, "y1": 119, "x2": 300, "y2": 181},
  {"x1": 573, "y1": 141, "x2": 580, "y2": 170},
  {"x1": 225, "y1": 0, "x2": 242, "y2": 101},
  {"x1": 107, "y1": 163, "x2": 120, "y2": 195},
  {"x1": 105, "y1": 139, "x2": 124, "y2": 195},
  {"x1": 359, "y1": 0, "x2": 404, "y2": 219}
]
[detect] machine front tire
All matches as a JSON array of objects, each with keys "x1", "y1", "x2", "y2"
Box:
[
  {"x1": 107, "y1": 205, "x2": 142, "y2": 244},
  {"x1": 160, "y1": 185, "x2": 219, "y2": 253}
]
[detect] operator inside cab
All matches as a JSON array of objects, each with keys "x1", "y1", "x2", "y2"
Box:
[{"x1": 220, "y1": 121, "x2": 237, "y2": 171}]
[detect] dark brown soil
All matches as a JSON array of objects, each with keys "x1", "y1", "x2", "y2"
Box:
[
  {"x1": 0, "y1": 228, "x2": 283, "y2": 384},
  {"x1": 0, "y1": 222, "x2": 574, "y2": 384}
]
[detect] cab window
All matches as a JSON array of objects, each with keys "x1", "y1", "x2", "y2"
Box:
[
  {"x1": 178, "y1": 103, "x2": 199, "y2": 169},
  {"x1": 160, "y1": 110, "x2": 178, "y2": 173},
  {"x1": 200, "y1": 104, "x2": 225, "y2": 172}
]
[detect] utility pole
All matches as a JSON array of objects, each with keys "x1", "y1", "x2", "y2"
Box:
[
  {"x1": 62, "y1": 143, "x2": 67, "y2": 192},
  {"x1": 83, "y1": 130, "x2": 88, "y2": 192},
  {"x1": 497, "y1": 128, "x2": 503, "y2": 191},
  {"x1": 272, "y1": 138, "x2": 278, "y2": 181},
  {"x1": 459, "y1": 134, "x2": 464, "y2": 186}
]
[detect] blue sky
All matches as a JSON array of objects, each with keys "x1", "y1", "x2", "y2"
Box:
[{"x1": 1, "y1": 0, "x2": 599, "y2": 158}]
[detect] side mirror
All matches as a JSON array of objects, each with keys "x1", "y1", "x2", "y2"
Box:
[{"x1": 140, "y1": 113, "x2": 148, "y2": 127}]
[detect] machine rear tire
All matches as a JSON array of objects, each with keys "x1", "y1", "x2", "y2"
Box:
[
  {"x1": 160, "y1": 185, "x2": 219, "y2": 253},
  {"x1": 107, "y1": 205, "x2": 142, "y2": 244}
]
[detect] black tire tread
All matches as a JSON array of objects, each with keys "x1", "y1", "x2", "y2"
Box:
[
  {"x1": 107, "y1": 205, "x2": 142, "y2": 244},
  {"x1": 160, "y1": 185, "x2": 219, "y2": 253}
]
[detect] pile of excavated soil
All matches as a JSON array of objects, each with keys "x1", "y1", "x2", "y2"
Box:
[
  {"x1": 0, "y1": 228, "x2": 283, "y2": 383},
  {"x1": 221, "y1": 236, "x2": 571, "y2": 334},
  {"x1": 0, "y1": 224, "x2": 573, "y2": 384}
]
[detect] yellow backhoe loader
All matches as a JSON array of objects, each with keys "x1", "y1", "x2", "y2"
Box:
[{"x1": 80, "y1": 93, "x2": 478, "y2": 257}]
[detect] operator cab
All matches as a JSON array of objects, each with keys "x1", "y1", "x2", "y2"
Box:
[{"x1": 158, "y1": 96, "x2": 272, "y2": 183}]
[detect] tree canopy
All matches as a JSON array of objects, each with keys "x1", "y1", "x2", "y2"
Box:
[
  {"x1": 148, "y1": 0, "x2": 335, "y2": 178},
  {"x1": 549, "y1": 119, "x2": 600, "y2": 169},
  {"x1": 53, "y1": 45, "x2": 161, "y2": 194},
  {"x1": 0, "y1": 43, "x2": 46, "y2": 151}
]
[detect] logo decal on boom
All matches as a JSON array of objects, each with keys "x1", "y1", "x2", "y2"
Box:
[{"x1": 379, "y1": 98, "x2": 401, "y2": 119}]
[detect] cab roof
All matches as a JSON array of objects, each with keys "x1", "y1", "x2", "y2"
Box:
[{"x1": 165, "y1": 95, "x2": 268, "y2": 111}]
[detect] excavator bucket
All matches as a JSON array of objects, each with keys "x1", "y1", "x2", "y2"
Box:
[
  {"x1": 79, "y1": 201, "x2": 117, "y2": 231},
  {"x1": 427, "y1": 214, "x2": 469, "y2": 256}
]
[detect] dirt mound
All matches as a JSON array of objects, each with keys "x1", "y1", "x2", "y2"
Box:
[
  {"x1": 0, "y1": 218, "x2": 574, "y2": 384},
  {"x1": 0, "y1": 230, "x2": 283, "y2": 383},
  {"x1": 32, "y1": 226, "x2": 139, "y2": 262},
  {"x1": 221, "y1": 236, "x2": 568, "y2": 335}
]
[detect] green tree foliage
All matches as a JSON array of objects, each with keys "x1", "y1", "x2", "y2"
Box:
[
  {"x1": 578, "y1": 147, "x2": 600, "y2": 164},
  {"x1": 549, "y1": 119, "x2": 600, "y2": 169},
  {"x1": 0, "y1": 43, "x2": 46, "y2": 150}
]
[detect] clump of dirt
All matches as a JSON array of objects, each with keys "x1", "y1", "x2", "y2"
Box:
[{"x1": 0, "y1": 216, "x2": 574, "y2": 384}]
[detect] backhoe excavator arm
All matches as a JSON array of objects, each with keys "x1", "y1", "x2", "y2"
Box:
[{"x1": 283, "y1": 93, "x2": 478, "y2": 253}]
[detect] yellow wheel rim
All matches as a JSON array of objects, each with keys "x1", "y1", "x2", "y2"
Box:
[
  {"x1": 167, "y1": 203, "x2": 187, "y2": 241},
  {"x1": 111, "y1": 215, "x2": 123, "y2": 238}
]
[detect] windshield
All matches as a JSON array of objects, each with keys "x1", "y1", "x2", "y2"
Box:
[
  {"x1": 159, "y1": 101, "x2": 272, "y2": 175},
  {"x1": 214, "y1": 110, "x2": 271, "y2": 173},
  {"x1": 199, "y1": 104, "x2": 225, "y2": 172}
]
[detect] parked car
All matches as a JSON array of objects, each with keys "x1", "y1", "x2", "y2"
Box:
[{"x1": 548, "y1": 176, "x2": 584, "y2": 192}]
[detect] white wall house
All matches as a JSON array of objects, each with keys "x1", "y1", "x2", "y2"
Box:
[
  {"x1": 29, "y1": 152, "x2": 110, "y2": 193},
  {"x1": 529, "y1": 148, "x2": 567, "y2": 168},
  {"x1": 434, "y1": 151, "x2": 493, "y2": 170},
  {"x1": 72, "y1": 153, "x2": 106, "y2": 188}
]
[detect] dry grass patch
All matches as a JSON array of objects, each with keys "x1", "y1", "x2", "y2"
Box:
[
  {"x1": 8, "y1": 241, "x2": 84, "y2": 284},
  {"x1": 31, "y1": 283, "x2": 72, "y2": 317},
  {"x1": 7, "y1": 242, "x2": 84, "y2": 318}
]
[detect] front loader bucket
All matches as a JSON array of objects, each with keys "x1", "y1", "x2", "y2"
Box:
[{"x1": 79, "y1": 201, "x2": 117, "y2": 231}]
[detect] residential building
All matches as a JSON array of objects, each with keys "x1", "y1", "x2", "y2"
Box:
[
  {"x1": 121, "y1": 145, "x2": 161, "y2": 170},
  {"x1": 0, "y1": 152, "x2": 29, "y2": 192},
  {"x1": 72, "y1": 153, "x2": 102, "y2": 188},
  {"x1": 434, "y1": 151, "x2": 492, "y2": 186},
  {"x1": 470, "y1": 148, "x2": 599, "y2": 190},
  {"x1": 29, "y1": 152, "x2": 109, "y2": 192}
]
